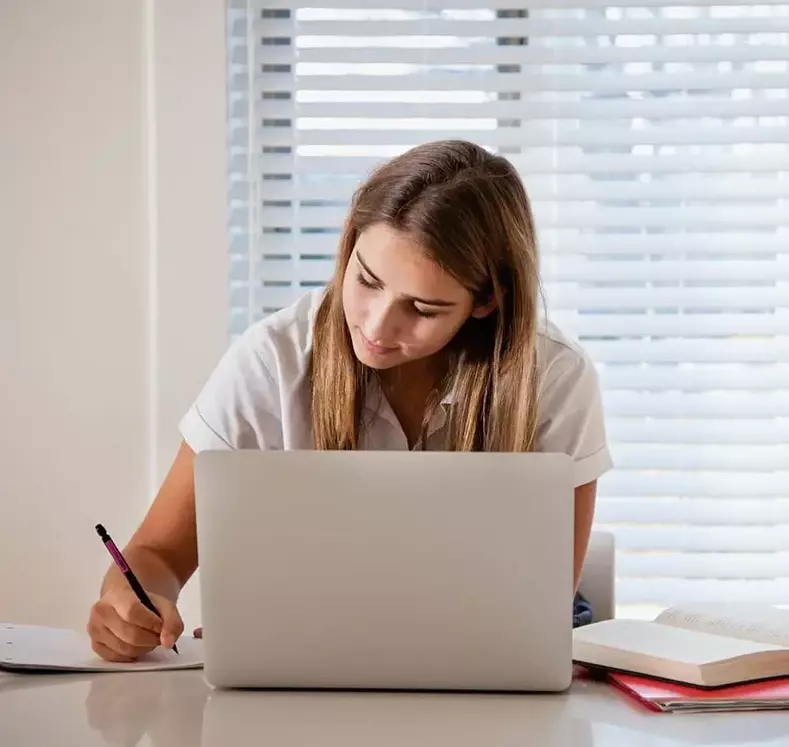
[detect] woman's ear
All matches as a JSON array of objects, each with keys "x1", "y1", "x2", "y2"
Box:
[{"x1": 471, "y1": 296, "x2": 498, "y2": 319}]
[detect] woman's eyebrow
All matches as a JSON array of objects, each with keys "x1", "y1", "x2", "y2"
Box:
[{"x1": 356, "y1": 252, "x2": 457, "y2": 307}]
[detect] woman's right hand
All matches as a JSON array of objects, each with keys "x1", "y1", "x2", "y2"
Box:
[{"x1": 88, "y1": 587, "x2": 184, "y2": 662}]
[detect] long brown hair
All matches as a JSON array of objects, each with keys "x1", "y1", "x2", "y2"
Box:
[{"x1": 310, "y1": 139, "x2": 542, "y2": 451}]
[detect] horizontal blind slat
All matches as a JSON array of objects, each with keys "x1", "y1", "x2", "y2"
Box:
[
  {"x1": 266, "y1": 176, "x2": 789, "y2": 202},
  {"x1": 545, "y1": 258, "x2": 789, "y2": 282},
  {"x1": 602, "y1": 390, "x2": 789, "y2": 415},
  {"x1": 256, "y1": 71, "x2": 789, "y2": 95},
  {"x1": 270, "y1": 98, "x2": 789, "y2": 120},
  {"x1": 606, "y1": 418, "x2": 789, "y2": 444},
  {"x1": 607, "y1": 444, "x2": 789, "y2": 471},
  {"x1": 556, "y1": 313, "x2": 789, "y2": 338},
  {"x1": 260, "y1": 126, "x2": 789, "y2": 148},
  {"x1": 260, "y1": 153, "x2": 789, "y2": 175},
  {"x1": 603, "y1": 525, "x2": 789, "y2": 552},
  {"x1": 545, "y1": 286, "x2": 788, "y2": 310},
  {"x1": 600, "y1": 470, "x2": 789, "y2": 497},
  {"x1": 255, "y1": 0, "x2": 789, "y2": 8},
  {"x1": 616, "y1": 551, "x2": 789, "y2": 579},
  {"x1": 288, "y1": 45, "x2": 789, "y2": 66},
  {"x1": 265, "y1": 17, "x2": 789, "y2": 37},
  {"x1": 261, "y1": 204, "x2": 789, "y2": 227},
  {"x1": 599, "y1": 497, "x2": 789, "y2": 524},
  {"x1": 259, "y1": 232, "x2": 788, "y2": 256},
  {"x1": 614, "y1": 578, "x2": 789, "y2": 606},
  {"x1": 599, "y1": 365, "x2": 789, "y2": 392}
]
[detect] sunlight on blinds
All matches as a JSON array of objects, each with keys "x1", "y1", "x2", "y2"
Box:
[{"x1": 227, "y1": 0, "x2": 789, "y2": 618}]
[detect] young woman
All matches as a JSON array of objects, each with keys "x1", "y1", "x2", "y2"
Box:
[{"x1": 88, "y1": 140, "x2": 612, "y2": 662}]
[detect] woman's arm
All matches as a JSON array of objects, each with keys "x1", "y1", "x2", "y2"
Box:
[
  {"x1": 100, "y1": 442, "x2": 199, "y2": 603},
  {"x1": 573, "y1": 480, "x2": 597, "y2": 593},
  {"x1": 90, "y1": 442, "x2": 199, "y2": 659}
]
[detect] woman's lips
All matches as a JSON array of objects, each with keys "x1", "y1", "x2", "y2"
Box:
[{"x1": 359, "y1": 330, "x2": 398, "y2": 355}]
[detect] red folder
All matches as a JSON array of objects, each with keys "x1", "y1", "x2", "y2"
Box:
[{"x1": 609, "y1": 672, "x2": 789, "y2": 713}]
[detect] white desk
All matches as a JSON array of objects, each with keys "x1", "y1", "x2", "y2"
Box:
[{"x1": 2, "y1": 670, "x2": 789, "y2": 747}]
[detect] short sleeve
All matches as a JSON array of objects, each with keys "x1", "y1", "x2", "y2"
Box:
[
  {"x1": 179, "y1": 330, "x2": 284, "y2": 453},
  {"x1": 534, "y1": 343, "x2": 613, "y2": 488}
]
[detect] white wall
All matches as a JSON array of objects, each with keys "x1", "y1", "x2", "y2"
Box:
[
  {"x1": 0, "y1": 0, "x2": 149, "y2": 629},
  {"x1": 150, "y1": 0, "x2": 228, "y2": 625},
  {"x1": 151, "y1": 0, "x2": 228, "y2": 487},
  {"x1": 0, "y1": 0, "x2": 227, "y2": 630}
]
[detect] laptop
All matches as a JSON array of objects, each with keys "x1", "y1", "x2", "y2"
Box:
[{"x1": 194, "y1": 450, "x2": 575, "y2": 692}]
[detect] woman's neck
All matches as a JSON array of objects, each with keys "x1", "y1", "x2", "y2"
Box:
[
  {"x1": 376, "y1": 355, "x2": 448, "y2": 448},
  {"x1": 376, "y1": 354, "x2": 446, "y2": 402}
]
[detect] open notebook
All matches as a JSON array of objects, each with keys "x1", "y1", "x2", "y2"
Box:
[{"x1": 1, "y1": 623, "x2": 203, "y2": 673}]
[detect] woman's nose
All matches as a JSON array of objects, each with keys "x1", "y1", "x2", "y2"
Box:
[{"x1": 365, "y1": 299, "x2": 400, "y2": 343}]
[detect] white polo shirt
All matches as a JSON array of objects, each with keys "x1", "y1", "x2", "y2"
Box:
[{"x1": 180, "y1": 290, "x2": 613, "y2": 487}]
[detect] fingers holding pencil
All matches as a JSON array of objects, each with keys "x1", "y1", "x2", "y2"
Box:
[
  {"x1": 92, "y1": 524, "x2": 183, "y2": 661},
  {"x1": 88, "y1": 588, "x2": 184, "y2": 662}
]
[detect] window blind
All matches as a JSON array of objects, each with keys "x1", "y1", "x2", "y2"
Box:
[{"x1": 227, "y1": 0, "x2": 789, "y2": 617}]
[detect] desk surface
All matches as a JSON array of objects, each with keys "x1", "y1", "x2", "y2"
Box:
[{"x1": 2, "y1": 669, "x2": 789, "y2": 747}]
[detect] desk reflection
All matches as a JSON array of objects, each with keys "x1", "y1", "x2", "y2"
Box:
[
  {"x1": 84, "y1": 671, "x2": 209, "y2": 747},
  {"x1": 75, "y1": 672, "x2": 789, "y2": 747},
  {"x1": 202, "y1": 688, "x2": 592, "y2": 747},
  {"x1": 566, "y1": 679, "x2": 789, "y2": 747}
]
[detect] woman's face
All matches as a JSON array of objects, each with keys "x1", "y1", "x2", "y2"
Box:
[{"x1": 342, "y1": 223, "x2": 487, "y2": 371}]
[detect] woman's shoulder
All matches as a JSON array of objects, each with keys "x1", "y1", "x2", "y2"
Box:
[
  {"x1": 533, "y1": 318, "x2": 611, "y2": 484},
  {"x1": 535, "y1": 319, "x2": 599, "y2": 392},
  {"x1": 237, "y1": 288, "x2": 326, "y2": 370},
  {"x1": 180, "y1": 290, "x2": 326, "y2": 452}
]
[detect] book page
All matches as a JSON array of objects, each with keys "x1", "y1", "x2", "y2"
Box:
[
  {"x1": 1, "y1": 623, "x2": 203, "y2": 673},
  {"x1": 573, "y1": 619, "x2": 783, "y2": 668},
  {"x1": 573, "y1": 619, "x2": 789, "y2": 684},
  {"x1": 655, "y1": 604, "x2": 789, "y2": 648}
]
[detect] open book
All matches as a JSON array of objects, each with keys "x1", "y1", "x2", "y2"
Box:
[
  {"x1": 572, "y1": 604, "x2": 789, "y2": 688},
  {"x1": 1, "y1": 623, "x2": 203, "y2": 673}
]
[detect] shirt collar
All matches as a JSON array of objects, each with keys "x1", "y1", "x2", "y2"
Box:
[
  {"x1": 364, "y1": 374, "x2": 456, "y2": 408},
  {"x1": 363, "y1": 377, "x2": 452, "y2": 439}
]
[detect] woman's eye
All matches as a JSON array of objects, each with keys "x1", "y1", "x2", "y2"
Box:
[
  {"x1": 357, "y1": 272, "x2": 377, "y2": 289},
  {"x1": 356, "y1": 271, "x2": 437, "y2": 318},
  {"x1": 413, "y1": 307, "x2": 438, "y2": 319}
]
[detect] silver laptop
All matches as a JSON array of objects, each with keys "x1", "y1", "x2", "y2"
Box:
[{"x1": 194, "y1": 450, "x2": 575, "y2": 692}]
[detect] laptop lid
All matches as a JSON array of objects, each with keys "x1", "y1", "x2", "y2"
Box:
[{"x1": 195, "y1": 450, "x2": 574, "y2": 692}]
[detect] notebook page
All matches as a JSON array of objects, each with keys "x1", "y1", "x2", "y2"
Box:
[
  {"x1": 1, "y1": 624, "x2": 203, "y2": 672},
  {"x1": 655, "y1": 604, "x2": 789, "y2": 648}
]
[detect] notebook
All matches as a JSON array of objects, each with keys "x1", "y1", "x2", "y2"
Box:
[
  {"x1": 572, "y1": 603, "x2": 789, "y2": 688},
  {"x1": 609, "y1": 672, "x2": 789, "y2": 714},
  {"x1": 0, "y1": 623, "x2": 203, "y2": 673}
]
